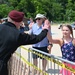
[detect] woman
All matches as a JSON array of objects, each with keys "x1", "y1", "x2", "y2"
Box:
[{"x1": 29, "y1": 14, "x2": 52, "y2": 75}]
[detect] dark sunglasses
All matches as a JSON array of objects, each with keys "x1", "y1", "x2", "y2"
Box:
[{"x1": 36, "y1": 18, "x2": 41, "y2": 20}]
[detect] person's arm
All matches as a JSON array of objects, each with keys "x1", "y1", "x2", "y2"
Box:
[
  {"x1": 47, "y1": 33, "x2": 61, "y2": 45},
  {"x1": 44, "y1": 19, "x2": 62, "y2": 47},
  {"x1": 47, "y1": 29, "x2": 53, "y2": 53},
  {"x1": 24, "y1": 28, "x2": 32, "y2": 34},
  {"x1": 18, "y1": 29, "x2": 48, "y2": 45}
]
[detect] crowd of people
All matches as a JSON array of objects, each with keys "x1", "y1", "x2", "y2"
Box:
[{"x1": 0, "y1": 10, "x2": 75, "y2": 75}]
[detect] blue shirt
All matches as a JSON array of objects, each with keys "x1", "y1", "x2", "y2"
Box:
[{"x1": 29, "y1": 23, "x2": 50, "y2": 47}]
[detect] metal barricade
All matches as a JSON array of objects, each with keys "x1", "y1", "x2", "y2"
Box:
[
  {"x1": 28, "y1": 47, "x2": 75, "y2": 75},
  {"x1": 8, "y1": 46, "x2": 75, "y2": 75}
]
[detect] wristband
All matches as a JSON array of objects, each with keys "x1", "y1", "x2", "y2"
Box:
[{"x1": 49, "y1": 43, "x2": 53, "y2": 47}]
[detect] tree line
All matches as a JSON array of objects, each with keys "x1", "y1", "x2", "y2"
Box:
[{"x1": 0, "y1": 0, "x2": 75, "y2": 22}]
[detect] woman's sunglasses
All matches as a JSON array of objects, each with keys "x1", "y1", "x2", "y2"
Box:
[{"x1": 36, "y1": 18, "x2": 41, "y2": 20}]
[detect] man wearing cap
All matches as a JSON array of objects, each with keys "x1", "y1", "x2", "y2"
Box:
[
  {"x1": 0, "y1": 10, "x2": 50, "y2": 75},
  {"x1": 29, "y1": 13, "x2": 52, "y2": 75}
]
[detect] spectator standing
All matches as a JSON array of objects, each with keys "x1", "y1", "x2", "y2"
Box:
[
  {"x1": 20, "y1": 21, "x2": 25, "y2": 33},
  {"x1": 20, "y1": 21, "x2": 29, "y2": 33},
  {"x1": 29, "y1": 18, "x2": 34, "y2": 29},
  {"x1": 29, "y1": 14, "x2": 53, "y2": 75}
]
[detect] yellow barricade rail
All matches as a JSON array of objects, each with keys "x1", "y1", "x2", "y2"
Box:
[{"x1": 20, "y1": 46, "x2": 75, "y2": 73}]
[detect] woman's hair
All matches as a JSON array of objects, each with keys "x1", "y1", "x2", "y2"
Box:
[{"x1": 62, "y1": 24, "x2": 73, "y2": 38}]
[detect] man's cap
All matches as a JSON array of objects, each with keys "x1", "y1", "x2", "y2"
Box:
[
  {"x1": 8, "y1": 10, "x2": 24, "y2": 22},
  {"x1": 35, "y1": 14, "x2": 46, "y2": 19}
]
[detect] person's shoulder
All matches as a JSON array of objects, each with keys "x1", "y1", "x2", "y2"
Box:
[
  {"x1": 73, "y1": 38, "x2": 75, "y2": 40},
  {"x1": 72, "y1": 38, "x2": 75, "y2": 46},
  {"x1": 59, "y1": 38, "x2": 64, "y2": 46},
  {"x1": 32, "y1": 23, "x2": 37, "y2": 27}
]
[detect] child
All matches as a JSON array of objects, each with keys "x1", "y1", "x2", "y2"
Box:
[{"x1": 47, "y1": 24, "x2": 75, "y2": 75}]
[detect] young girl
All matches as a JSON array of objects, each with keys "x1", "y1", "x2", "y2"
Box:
[{"x1": 47, "y1": 23, "x2": 75, "y2": 75}]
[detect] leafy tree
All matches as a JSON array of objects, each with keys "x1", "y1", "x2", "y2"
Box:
[
  {"x1": 0, "y1": 0, "x2": 75, "y2": 21},
  {"x1": 0, "y1": 4, "x2": 14, "y2": 18},
  {"x1": 65, "y1": 0, "x2": 74, "y2": 21}
]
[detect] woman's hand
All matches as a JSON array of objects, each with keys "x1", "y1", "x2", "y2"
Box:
[
  {"x1": 42, "y1": 19, "x2": 50, "y2": 30},
  {"x1": 47, "y1": 44, "x2": 53, "y2": 54}
]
